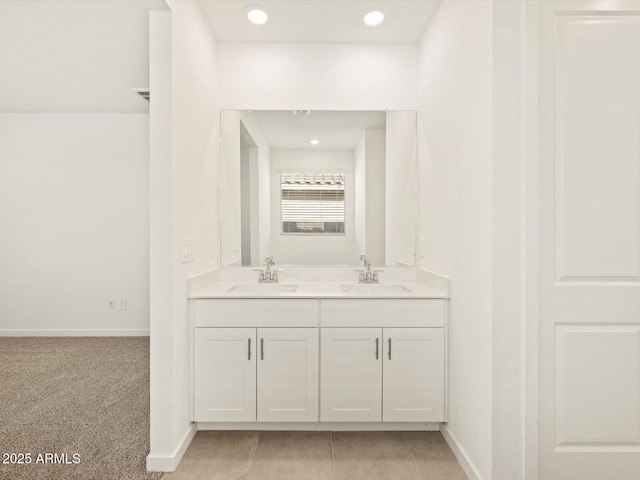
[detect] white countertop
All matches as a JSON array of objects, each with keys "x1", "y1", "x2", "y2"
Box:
[{"x1": 190, "y1": 281, "x2": 448, "y2": 299}]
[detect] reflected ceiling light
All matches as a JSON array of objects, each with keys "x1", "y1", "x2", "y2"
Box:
[
  {"x1": 363, "y1": 10, "x2": 384, "y2": 26},
  {"x1": 310, "y1": 139, "x2": 320, "y2": 145},
  {"x1": 245, "y1": 6, "x2": 268, "y2": 25}
]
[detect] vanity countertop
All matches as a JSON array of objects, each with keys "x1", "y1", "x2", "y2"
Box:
[{"x1": 190, "y1": 281, "x2": 448, "y2": 299}]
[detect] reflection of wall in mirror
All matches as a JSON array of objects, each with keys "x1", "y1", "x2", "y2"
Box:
[
  {"x1": 354, "y1": 129, "x2": 386, "y2": 265},
  {"x1": 386, "y1": 111, "x2": 418, "y2": 266},
  {"x1": 220, "y1": 111, "x2": 271, "y2": 266},
  {"x1": 240, "y1": 139, "x2": 259, "y2": 266}
]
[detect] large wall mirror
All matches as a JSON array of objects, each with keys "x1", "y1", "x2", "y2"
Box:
[{"x1": 219, "y1": 110, "x2": 418, "y2": 267}]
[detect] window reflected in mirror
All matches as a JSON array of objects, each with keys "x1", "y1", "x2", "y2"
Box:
[{"x1": 281, "y1": 173, "x2": 345, "y2": 235}]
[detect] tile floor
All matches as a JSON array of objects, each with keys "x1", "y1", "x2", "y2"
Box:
[{"x1": 161, "y1": 431, "x2": 467, "y2": 480}]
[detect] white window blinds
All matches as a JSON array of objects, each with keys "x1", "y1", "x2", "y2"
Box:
[{"x1": 281, "y1": 173, "x2": 345, "y2": 234}]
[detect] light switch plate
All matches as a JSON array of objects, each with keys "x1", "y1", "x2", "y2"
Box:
[
  {"x1": 119, "y1": 297, "x2": 127, "y2": 310},
  {"x1": 182, "y1": 238, "x2": 194, "y2": 263}
]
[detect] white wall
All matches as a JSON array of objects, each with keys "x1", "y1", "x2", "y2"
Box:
[
  {"x1": 418, "y1": 1, "x2": 493, "y2": 479},
  {"x1": 0, "y1": 114, "x2": 149, "y2": 333},
  {"x1": 491, "y1": 2, "x2": 527, "y2": 480},
  {"x1": 149, "y1": 9, "x2": 174, "y2": 462},
  {"x1": 354, "y1": 129, "x2": 387, "y2": 265},
  {"x1": 0, "y1": 0, "x2": 152, "y2": 335},
  {"x1": 364, "y1": 129, "x2": 386, "y2": 265},
  {"x1": 385, "y1": 112, "x2": 416, "y2": 266},
  {"x1": 354, "y1": 134, "x2": 366, "y2": 255},
  {"x1": 170, "y1": 0, "x2": 219, "y2": 463},
  {"x1": 217, "y1": 43, "x2": 418, "y2": 110},
  {"x1": 219, "y1": 110, "x2": 271, "y2": 266},
  {"x1": 239, "y1": 143, "x2": 260, "y2": 266},
  {"x1": 148, "y1": 0, "x2": 219, "y2": 469},
  {"x1": 240, "y1": 114, "x2": 272, "y2": 265},
  {"x1": 0, "y1": 0, "x2": 149, "y2": 113},
  {"x1": 219, "y1": 110, "x2": 242, "y2": 266},
  {"x1": 240, "y1": 145, "x2": 251, "y2": 264},
  {"x1": 270, "y1": 149, "x2": 359, "y2": 265}
]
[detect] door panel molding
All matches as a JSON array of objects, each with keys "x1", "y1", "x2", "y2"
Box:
[
  {"x1": 553, "y1": 13, "x2": 640, "y2": 285},
  {"x1": 554, "y1": 324, "x2": 640, "y2": 452}
]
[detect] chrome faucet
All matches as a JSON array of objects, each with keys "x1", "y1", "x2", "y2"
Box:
[
  {"x1": 256, "y1": 254, "x2": 279, "y2": 283},
  {"x1": 357, "y1": 253, "x2": 379, "y2": 284}
]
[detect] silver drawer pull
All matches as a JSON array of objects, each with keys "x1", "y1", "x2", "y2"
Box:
[
  {"x1": 388, "y1": 338, "x2": 392, "y2": 360},
  {"x1": 375, "y1": 338, "x2": 379, "y2": 360},
  {"x1": 261, "y1": 338, "x2": 264, "y2": 360},
  {"x1": 248, "y1": 338, "x2": 251, "y2": 360}
]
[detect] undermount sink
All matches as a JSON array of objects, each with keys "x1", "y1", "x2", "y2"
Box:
[
  {"x1": 340, "y1": 284, "x2": 411, "y2": 293},
  {"x1": 227, "y1": 284, "x2": 298, "y2": 294}
]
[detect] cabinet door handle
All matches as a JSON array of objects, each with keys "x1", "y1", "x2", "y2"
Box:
[
  {"x1": 375, "y1": 338, "x2": 379, "y2": 360},
  {"x1": 260, "y1": 338, "x2": 264, "y2": 360},
  {"x1": 388, "y1": 338, "x2": 392, "y2": 360},
  {"x1": 248, "y1": 338, "x2": 252, "y2": 360}
]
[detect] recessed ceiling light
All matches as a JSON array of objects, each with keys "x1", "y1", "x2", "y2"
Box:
[
  {"x1": 246, "y1": 6, "x2": 268, "y2": 25},
  {"x1": 310, "y1": 139, "x2": 320, "y2": 145},
  {"x1": 363, "y1": 10, "x2": 384, "y2": 27}
]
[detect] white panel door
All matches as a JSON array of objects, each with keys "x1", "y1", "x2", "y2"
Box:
[
  {"x1": 194, "y1": 328, "x2": 256, "y2": 422},
  {"x1": 538, "y1": 2, "x2": 640, "y2": 478},
  {"x1": 320, "y1": 328, "x2": 382, "y2": 422},
  {"x1": 382, "y1": 328, "x2": 444, "y2": 422},
  {"x1": 257, "y1": 328, "x2": 319, "y2": 422}
]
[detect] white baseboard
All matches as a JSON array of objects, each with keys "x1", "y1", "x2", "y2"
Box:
[
  {"x1": 441, "y1": 425, "x2": 483, "y2": 480},
  {"x1": 197, "y1": 422, "x2": 440, "y2": 431},
  {"x1": 146, "y1": 423, "x2": 197, "y2": 472},
  {"x1": 0, "y1": 329, "x2": 150, "y2": 337}
]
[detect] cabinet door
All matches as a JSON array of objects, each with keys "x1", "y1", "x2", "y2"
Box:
[
  {"x1": 257, "y1": 328, "x2": 319, "y2": 422},
  {"x1": 321, "y1": 328, "x2": 382, "y2": 422},
  {"x1": 194, "y1": 328, "x2": 256, "y2": 422},
  {"x1": 383, "y1": 328, "x2": 444, "y2": 422}
]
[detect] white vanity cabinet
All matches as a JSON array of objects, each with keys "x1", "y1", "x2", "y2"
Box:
[
  {"x1": 256, "y1": 327, "x2": 319, "y2": 422},
  {"x1": 194, "y1": 327, "x2": 257, "y2": 422},
  {"x1": 382, "y1": 327, "x2": 445, "y2": 422},
  {"x1": 320, "y1": 327, "x2": 383, "y2": 422},
  {"x1": 193, "y1": 296, "x2": 447, "y2": 426},
  {"x1": 320, "y1": 299, "x2": 446, "y2": 423},
  {"x1": 193, "y1": 299, "x2": 319, "y2": 423}
]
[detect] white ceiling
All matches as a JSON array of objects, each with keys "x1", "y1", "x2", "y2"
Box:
[
  {"x1": 197, "y1": 0, "x2": 440, "y2": 44},
  {"x1": 250, "y1": 110, "x2": 386, "y2": 150}
]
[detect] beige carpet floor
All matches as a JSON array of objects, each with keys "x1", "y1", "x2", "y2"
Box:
[{"x1": 0, "y1": 337, "x2": 161, "y2": 480}]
